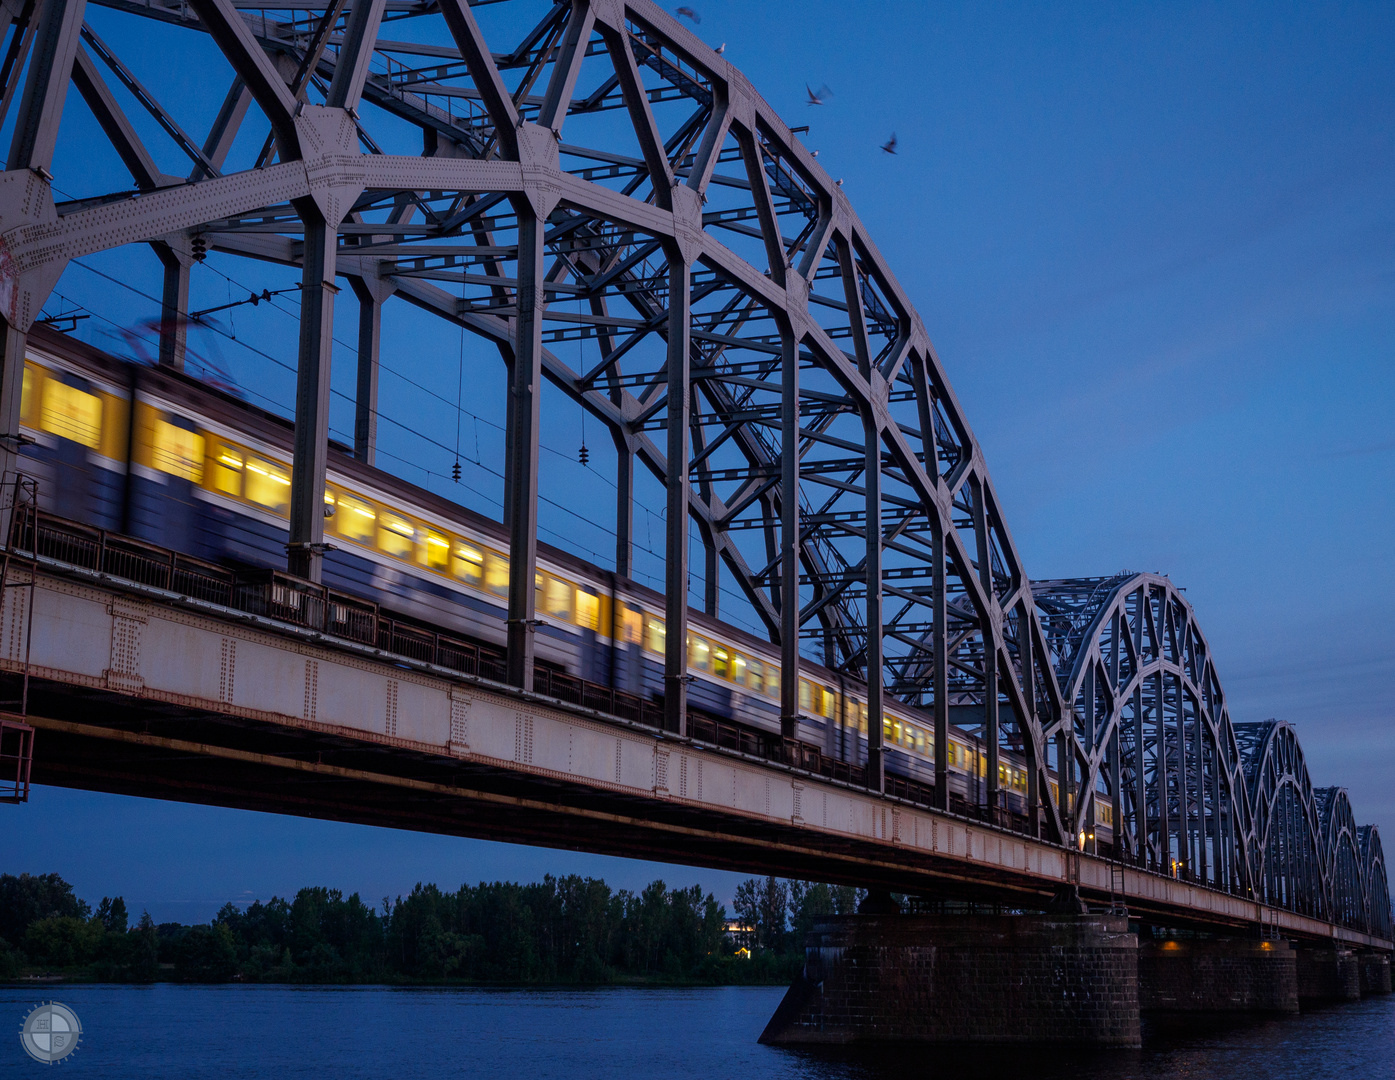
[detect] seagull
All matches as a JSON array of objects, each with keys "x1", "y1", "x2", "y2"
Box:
[
  {"x1": 806, "y1": 83, "x2": 832, "y2": 106},
  {"x1": 675, "y1": 6, "x2": 700, "y2": 23},
  {"x1": 880, "y1": 132, "x2": 898, "y2": 154},
  {"x1": 715, "y1": 42, "x2": 725, "y2": 54}
]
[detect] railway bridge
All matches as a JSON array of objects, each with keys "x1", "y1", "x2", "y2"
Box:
[{"x1": 0, "y1": 0, "x2": 1387, "y2": 1045}]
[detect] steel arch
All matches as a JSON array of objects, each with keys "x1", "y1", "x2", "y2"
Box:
[
  {"x1": 1034, "y1": 570, "x2": 1389, "y2": 933},
  {"x1": 0, "y1": 0, "x2": 1383, "y2": 936}
]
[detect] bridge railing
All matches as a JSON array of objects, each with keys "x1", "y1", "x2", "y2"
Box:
[{"x1": 9, "y1": 508, "x2": 1043, "y2": 832}]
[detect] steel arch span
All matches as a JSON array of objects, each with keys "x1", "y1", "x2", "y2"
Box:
[
  {"x1": 0, "y1": 0, "x2": 1385, "y2": 936},
  {"x1": 1035, "y1": 572, "x2": 1390, "y2": 935}
]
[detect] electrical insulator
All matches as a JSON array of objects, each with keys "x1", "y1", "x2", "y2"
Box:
[
  {"x1": 191, "y1": 235, "x2": 207, "y2": 262},
  {"x1": 452, "y1": 460, "x2": 461, "y2": 483},
  {"x1": 578, "y1": 443, "x2": 589, "y2": 466}
]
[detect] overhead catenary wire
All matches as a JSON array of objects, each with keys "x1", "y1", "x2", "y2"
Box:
[{"x1": 56, "y1": 255, "x2": 762, "y2": 627}]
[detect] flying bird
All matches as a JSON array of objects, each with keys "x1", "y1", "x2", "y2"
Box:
[
  {"x1": 880, "y1": 133, "x2": 898, "y2": 154},
  {"x1": 675, "y1": 6, "x2": 700, "y2": 23},
  {"x1": 806, "y1": 83, "x2": 832, "y2": 106}
]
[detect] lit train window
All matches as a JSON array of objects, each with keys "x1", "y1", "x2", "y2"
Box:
[
  {"x1": 422, "y1": 530, "x2": 450, "y2": 571},
  {"x1": 244, "y1": 457, "x2": 290, "y2": 512},
  {"x1": 822, "y1": 690, "x2": 837, "y2": 720},
  {"x1": 690, "y1": 635, "x2": 710, "y2": 672},
  {"x1": 799, "y1": 679, "x2": 814, "y2": 713},
  {"x1": 41, "y1": 379, "x2": 102, "y2": 449},
  {"x1": 484, "y1": 551, "x2": 509, "y2": 596},
  {"x1": 379, "y1": 512, "x2": 415, "y2": 558},
  {"x1": 732, "y1": 654, "x2": 747, "y2": 686},
  {"x1": 335, "y1": 494, "x2": 376, "y2": 541},
  {"x1": 766, "y1": 666, "x2": 779, "y2": 700},
  {"x1": 745, "y1": 657, "x2": 763, "y2": 693},
  {"x1": 452, "y1": 543, "x2": 483, "y2": 585},
  {"x1": 544, "y1": 575, "x2": 572, "y2": 620},
  {"x1": 619, "y1": 603, "x2": 642, "y2": 644},
  {"x1": 20, "y1": 364, "x2": 37, "y2": 426},
  {"x1": 645, "y1": 615, "x2": 665, "y2": 654},
  {"x1": 712, "y1": 647, "x2": 729, "y2": 679},
  {"x1": 152, "y1": 419, "x2": 204, "y2": 482},
  {"x1": 575, "y1": 589, "x2": 599, "y2": 630},
  {"x1": 209, "y1": 443, "x2": 244, "y2": 496}
]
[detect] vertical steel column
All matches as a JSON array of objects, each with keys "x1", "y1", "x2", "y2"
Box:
[
  {"x1": 614, "y1": 434, "x2": 634, "y2": 578},
  {"x1": 1133, "y1": 589, "x2": 1147, "y2": 865},
  {"x1": 932, "y1": 524, "x2": 949, "y2": 811},
  {"x1": 778, "y1": 330, "x2": 800, "y2": 739},
  {"x1": 1196, "y1": 715, "x2": 1208, "y2": 884},
  {"x1": 1156, "y1": 670, "x2": 1170, "y2": 871},
  {"x1": 1111, "y1": 725, "x2": 1122, "y2": 858},
  {"x1": 0, "y1": 0, "x2": 84, "y2": 523},
  {"x1": 662, "y1": 254, "x2": 691, "y2": 736},
  {"x1": 287, "y1": 212, "x2": 337, "y2": 582},
  {"x1": 1056, "y1": 730, "x2": 1071, "y2": 830},
  {"x1": 1133, "y1": 684, "x2": 1146, "y2": 864},
  {"x1": 349, "y1": 278, "x2": 383, "y2": 466},
  {"x1": 504, "y1": 205, "x2": 545, "y2": 691},
  {"x1": 7, "y1": 0, "x2": 85, "y2": 174},
  {"x1": 1018, "y1": 603, "x2": 1040, "y2": 838},
  {"x1": 972, "y1": 480, "x2": 999, "y2": 819},
  {"x1": 1175, "y1": 682, "x2": 1190, "y2": 876},
  {"x1": 863, "y1": 419, "x2": 883, "y2": 793},
  {"x1": 702, "y1": 527, "x2": 719, "y2": 617},
  {"x1": 0, "y1": 322, "x2": 28, "y2": 541},
  {"x1": 1211, "y1": 747, "x2": 1225, "y2": 889},
  {"x1": 156, "y1": 242, "x2": 191, "y2": 370}
]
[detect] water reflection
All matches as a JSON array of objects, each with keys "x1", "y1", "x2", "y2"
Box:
[{"x1": 0, "y1": 985, "x2": 1388, "y2": 1079}]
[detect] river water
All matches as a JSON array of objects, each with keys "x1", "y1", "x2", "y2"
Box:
[{"x1": 1, "y1": 984, "x2": 1391, "y2": 1078}]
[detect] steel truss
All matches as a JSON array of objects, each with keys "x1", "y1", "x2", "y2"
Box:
[
  {"x1": 1036, "y1": 573, "x2": 1392, "y2": 937},
  {"x1": 0, "y1": 0, "x2": 1384, "y2": 934}
]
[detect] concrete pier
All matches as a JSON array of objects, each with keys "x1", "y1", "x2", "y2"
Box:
[
  {"x1": 759, "y1": 911, "x2": 1140, "y2": 1047},
  {"x1": 1359, "y1": 953, "x2": 1392, "y2": 995},
  {"x1": 1295, "y1": 947, "x2": 1361, "y2": 1004},
  {"x1": 1137, "y1": 938, "x2": 1298, "y2": 1014}
]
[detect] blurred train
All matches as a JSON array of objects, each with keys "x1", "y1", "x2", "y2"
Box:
[{"x1": 12, "y1": 326, "x2": 1111, "y2": 835}]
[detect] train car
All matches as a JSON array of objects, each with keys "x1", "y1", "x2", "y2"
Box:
[{"x1": 12, "y1": 326, "x2": 1114, "y2": 841}]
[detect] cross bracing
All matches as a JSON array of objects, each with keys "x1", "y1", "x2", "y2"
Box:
[{"x1": 0, "y1": 0, "x2": 1384, "y2": 937}]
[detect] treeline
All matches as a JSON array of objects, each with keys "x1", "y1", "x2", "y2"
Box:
[{"x1": 0, "y1": 872, "x2": 862, "y2": 985}]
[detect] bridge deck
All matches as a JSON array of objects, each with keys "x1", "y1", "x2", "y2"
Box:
[{"x1": 7, "y1": 556, "x2": 1390, "y2": 952}]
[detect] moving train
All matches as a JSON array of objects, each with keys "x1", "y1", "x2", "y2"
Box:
[{"x1": 13, "y1": 327, "x2": 1110, "y2": 835}]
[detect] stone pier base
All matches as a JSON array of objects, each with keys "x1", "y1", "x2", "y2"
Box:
[
  {"x1": 759, "y1": 913, "x2": 1139, "y2": 1047},
  {"x1": 1137, "y1": 938, "x2": 1297, "y2": 1014},
  {"x1": 1296, "y1": 947, "x2": 1361, "y2": 1004},
  {"x1": 1359, "y1": 953, "x2": 1392, "y2": 995}
]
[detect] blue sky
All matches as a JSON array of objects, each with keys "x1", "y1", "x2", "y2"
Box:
[{"x1": 6, "y1": 0, "x2": 1393, "y2": 918}]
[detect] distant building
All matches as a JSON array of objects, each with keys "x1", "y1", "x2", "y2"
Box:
[{"x1": 724, "y1": 919, "x2": 754, "y2": 956}]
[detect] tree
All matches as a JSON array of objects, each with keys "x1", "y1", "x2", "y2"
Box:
[
  {"x1": 787, "y1": 882, "x2": 862, "y2": 945},
  {"x1": 173, "y1": 923, "x2": 238, "y2": 982},
  {"x1": 97, "y1": 896, "x2": 128, "y2": 934},
  {"x1": 733, "y1": 877, "x2": 788, "y2": 953},
  {"x1": 131, "y1": 912, "x2": 160, "y2": 982},
  {"x1": 22, "y1": 915, "x2": 104, "y2": 968},
  {"x1": 0, "y1": 873, "x2": 89, "y2": 947}
]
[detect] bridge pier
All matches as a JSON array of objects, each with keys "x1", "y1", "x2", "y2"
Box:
[
  {"x1": 1137, "y1": 937, "x2": 1298, "y2": 1014},
  {"x1": 1359, "y1": 953, "x2": 1392, "y2": 995},
  {"x1": 759, "y1": 903, "x2": 1140, "y2": 1047},
  {"x1": 1295, "y1": 946, "x2": 1361, "y2": 1005}
]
